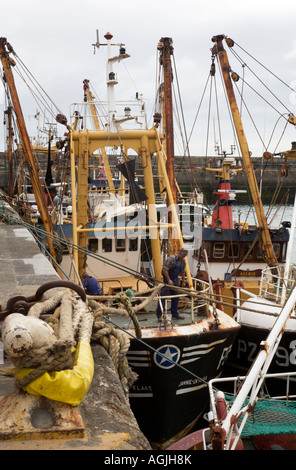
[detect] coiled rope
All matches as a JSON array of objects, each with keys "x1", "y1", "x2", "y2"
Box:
[{"x1": 2, "y1": 285, "x2": 157, "y2": 398}]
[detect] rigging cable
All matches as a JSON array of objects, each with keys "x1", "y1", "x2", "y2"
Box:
[
  {"x1": 233, "y1": 40, "x2": 296, "y2": 94},
  {"x1": 228, "y1": 48, "x2": 293, "y2": 123},
  {"x1": 13, "y1": 51, "x2": 63, "y2": 118}
]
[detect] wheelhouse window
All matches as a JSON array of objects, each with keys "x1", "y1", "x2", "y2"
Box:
[
  {"x1": 194, "y1": 242, "x2": 211, "y2": 259},
  {"x1": 272, "y1": 243, "x2": 280, "y2": 259},
  {"x1": 115, "y1": 238, "x2": 126, "y2": 252},
  {"x1": 243, "y1": 243, "x2": 254, "y2": 259},
  {"x1": 102, "y1": 238, "x2": 112, "y2": 252},
  {"x1": 88, "y1": 238, "x2": 98, "y2": 252},
  {"x1": 282, "y1": 242, "x2": 287, "y2": 261},
  {"x1": 257, "y1": 244, "x2": 265, "y2": 259},
  {"x1": 228, "y1": 243, "x2": 240, "y2": 259},
  {"x1": 213, "y1": 243, "x2": 225, "y2": 258},
  {"x1": 129, "y1": 238, "x2": 138, "y2": 252}
]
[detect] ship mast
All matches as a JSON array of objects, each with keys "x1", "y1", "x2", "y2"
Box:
[
  {"x1": 0, "y1": 38, "x2": 60, "y2": 271},
  {"x1": 4, "y1": 106, "x2": 13, "y2": 199},
  {"x1": 158, "y1": 37, "x2": 179, "y2": 255},
  {"x1": 211, "y1": 35, "x2": 277, "y2": 265}
]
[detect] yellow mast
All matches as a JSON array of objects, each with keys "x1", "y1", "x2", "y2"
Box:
[
  {"x1": 211, "y1": 35, "x2": 277, "y2": 265},
  {"x1": 5, "y1": 106, "x2": 13, "y2": 199},
  {"x1": 158, "y1": 37, "x2": 179, "y2": 256},
  {"x1": 0, "y1": 37, "x2": 61, "y2": 273}
]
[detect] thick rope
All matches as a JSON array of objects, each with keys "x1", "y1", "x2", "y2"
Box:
[
  {"x1": 88, "y1": 299, "x2": 138, "y2": 395},
  {"x1": 3, "y1": 283, "x2": 191, "y2": 397},
  {"x1": 14, "y1": 290, "x2": 78, "y2": 388}
]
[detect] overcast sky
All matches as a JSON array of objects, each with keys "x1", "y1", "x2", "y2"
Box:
[{"x1": 1, "y1": 0, "x2": 296, "y2": 157}]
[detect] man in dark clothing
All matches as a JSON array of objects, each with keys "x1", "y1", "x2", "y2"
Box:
[
  {"x1": 156, "y1": 249, "x2": 188, "y2": 320},
  {"x1": 81, "y1": 272, "x2": 103, "y2": 295}
]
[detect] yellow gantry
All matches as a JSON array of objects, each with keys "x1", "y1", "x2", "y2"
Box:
[{"x1": 68, "y1": 125, "x2": 193, "y2": 287}]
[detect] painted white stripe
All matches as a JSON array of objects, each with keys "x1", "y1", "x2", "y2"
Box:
[
  {"x1": 180, "y1": 357, "x2": 201, "y2": 365},
  {"x1": 182, "y1": 347, "x2": 215, "y2": 358},
  {"x1": 183, "y1": 339, "x2": 226, "y2": 352},
  {"x1": 176, "y1": 384, "x2": 207, "y2": 395}
]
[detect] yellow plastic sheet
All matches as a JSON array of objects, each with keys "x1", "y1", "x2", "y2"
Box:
[{"x1": 16, "y1": 340, "x2": 94, "y2": 406}]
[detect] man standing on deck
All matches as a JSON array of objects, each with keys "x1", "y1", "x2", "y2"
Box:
[
  {"x1": 156, "y1": 248, "x2": 188, "y2": 320},
  {"x1": 81, "y1": 272, "x2": 103, "y2": 296}
]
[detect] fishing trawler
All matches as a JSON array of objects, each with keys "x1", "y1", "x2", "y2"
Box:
[
  {"x1": 0, "y1": 34, "x2": 241, "y2": 449},
  {"x1": 181, "y1": 34, "x2": 293, "y2": 317},
  {"x1": 204, "y1": 35, "x2": 296, "y2": 397},
  {"x1": 188, "y1": 156, "x2": 289, "y2": 283},
  {"x1": 168, "y1": 35, "x2": 296, "y2": 451}
]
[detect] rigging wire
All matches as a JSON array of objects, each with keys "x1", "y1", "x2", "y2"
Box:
[
  {"x1": 233, "y1": 40, "x2": 296, "y2": 94},
  {"x1": 172, "y1": 55, "x2": 190, "y2": 157},
  {"x1": 216, "y1": 58, "x2": 241, "y2": 156},
  {"x1": 205, "y1": 73, "x2": 214, "y2": 158},
  {"x1": 171, "y1": 54, "x2": 203, "y2": 193},
  {"x1": 233, "y1": 80, "x2": 268, "y2": 152},
  {"x1": 213, "y1": 74, "x2": 223, "y2": 152},
  {"x1": 187, "y1": 72, "x2": 211, "y2": 146},
  {"x1": 228, "y1": 47, "x2": 293, "y2": 121},
  {"x1": 88, "y1": 81, "x2": 109, "y2": 127},
  {"x1": 13, "y1": 52, "x2": 63, "y2": 117}
]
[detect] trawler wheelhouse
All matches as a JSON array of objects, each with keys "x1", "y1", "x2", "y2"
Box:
[{"x1": 194, "y1": 226, "x2": 289, "y2": 269}]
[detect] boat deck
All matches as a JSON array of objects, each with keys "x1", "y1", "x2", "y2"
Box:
[{"x1": 110, "y1": 304, "x2": 239, "y2": 338}]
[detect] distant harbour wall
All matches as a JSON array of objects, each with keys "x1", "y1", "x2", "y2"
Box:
[
  {"x1": 171, "y1": 156, "x2": 296, "y2": 205},
  {"x1": 0, "y1": 153, "x2": 294, "y2": 205}
]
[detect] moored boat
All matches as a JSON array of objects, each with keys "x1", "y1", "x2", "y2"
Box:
[{"x1": 0, "y1": 33, "x2": 241, "y2": 449}]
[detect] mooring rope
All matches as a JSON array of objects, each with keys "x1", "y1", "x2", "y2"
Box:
[{"x1": 2, "y1": 286, "x2": 144, "y2": 397}]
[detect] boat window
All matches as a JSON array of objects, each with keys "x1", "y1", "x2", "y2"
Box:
[
  {"x1": 129, "y1": 238, "x2": 138, "y2": 252},
  {"x1": 102, "y1": 238, "x2": 112, "y2": 253},
  {"x1": 256, "y1": 244, "x2": 264, "y2": 259},
  {"x1": 243, "y1": 243, "x2": 254, "y2": 259},
  {"x1": 272, "y1": 243, "x2": 280, "y2": 259},
  {"x1": 88, "y1": 238, "x2": 98, "y2": 252},
  {"x1": 282, "y1": 242, "x2": 287, "y2": 260},
  {"x1": 213, "y1": 243, "x2": 225, "y2": 258},
  {"x1": 115, "y1": 238, "x2": 126, "y2": 252},
  {"x1": 228, "y1": 243, "x2": 240, "y2": 259},
  {"x1": 204, "y1": 242, "x2": 211, "y2": 257}
]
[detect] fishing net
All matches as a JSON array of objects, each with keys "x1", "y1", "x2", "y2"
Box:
[{"x1": 226, "y1": 394, "x2": 296, "y2": 450}]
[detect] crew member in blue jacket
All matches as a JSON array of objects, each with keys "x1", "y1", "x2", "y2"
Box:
[
  {"x1": 81, "y1": 272, "x2": 103, "y2": 295},
  {"x1": 156, "y1": 249, "x2": 188, "y2": 320}
]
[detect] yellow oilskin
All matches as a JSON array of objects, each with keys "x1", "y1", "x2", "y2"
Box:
[{"x1": 15, "y1": 340, "x2": 94, "y2": 406}]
